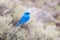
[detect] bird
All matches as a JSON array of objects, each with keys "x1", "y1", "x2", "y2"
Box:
[{"x1": 15, "y1": 11, "x2": 30, "y2": 27}]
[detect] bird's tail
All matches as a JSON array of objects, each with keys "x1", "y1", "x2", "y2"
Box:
[{"x1": 15, "y1": 22, "x2": 22, "y2": 27}]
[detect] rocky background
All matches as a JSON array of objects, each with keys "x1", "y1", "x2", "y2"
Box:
[{"x1": 0, "y1": 0, "x2": 60, "y2": 40}]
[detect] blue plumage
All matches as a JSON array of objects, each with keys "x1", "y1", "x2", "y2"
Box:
[{"x1": 16, "y1": 12, "x2": 30, "y2": 26}]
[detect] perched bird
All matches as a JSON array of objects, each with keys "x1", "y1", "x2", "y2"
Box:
[{"x1": 16, "y1": 12, "x2": 30, "y2": 26}]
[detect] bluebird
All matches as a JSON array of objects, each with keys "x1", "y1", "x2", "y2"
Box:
[{"x1": 16, "y1": 12, "x2": 30, "y2": 26}]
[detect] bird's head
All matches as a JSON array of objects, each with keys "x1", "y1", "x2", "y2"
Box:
[{"x1": 24, "y1": 12, "x2": 30, "y2": 15}]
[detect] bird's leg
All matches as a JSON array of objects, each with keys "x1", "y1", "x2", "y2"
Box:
[{"x1": 20, "y1": 24, "x2": 30, "y2": 31}]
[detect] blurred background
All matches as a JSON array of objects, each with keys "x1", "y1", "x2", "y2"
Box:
[{"x1": 0, "y1": 0, "x2": 60, "y2": 40}]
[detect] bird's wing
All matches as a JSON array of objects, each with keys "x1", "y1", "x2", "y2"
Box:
[{"x1": 20, "y1": 15, "x2": 30, "y2": 23}]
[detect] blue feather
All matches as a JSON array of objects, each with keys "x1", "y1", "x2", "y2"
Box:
[{"x1": 16, "y1": 12, "x2": 30, "y2": 26}]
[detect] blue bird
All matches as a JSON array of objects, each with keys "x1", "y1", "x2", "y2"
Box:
[{"x1": 16, "y1": 12, "x2": 30, "y2": 26}]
